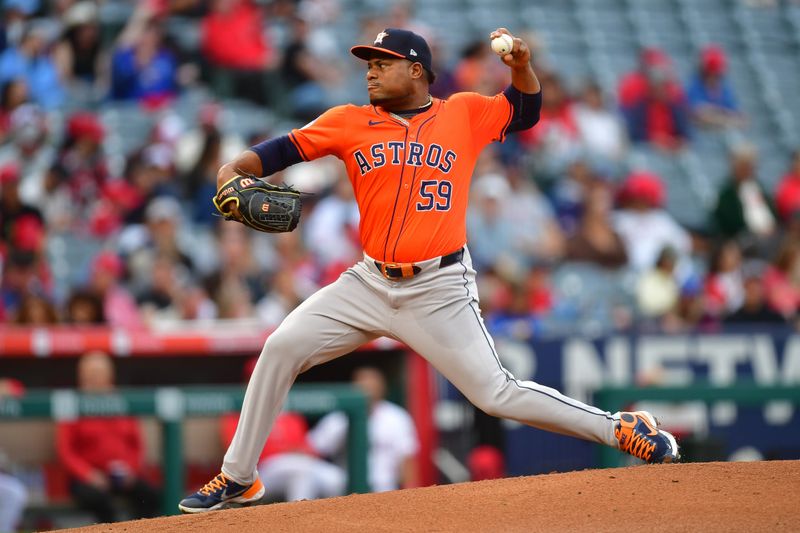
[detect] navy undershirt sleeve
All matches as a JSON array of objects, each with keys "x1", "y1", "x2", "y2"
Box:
[
  {"x1": 502, "y1": 85, "x2": 542, "y2": 133},
  {"x1": 249, "y1": 135, "x2": 304, "y2": 176}
]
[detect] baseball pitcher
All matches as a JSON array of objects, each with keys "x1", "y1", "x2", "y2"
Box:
[{"x1": 179, "y1": 28, "x2": 679, "y2": 513}]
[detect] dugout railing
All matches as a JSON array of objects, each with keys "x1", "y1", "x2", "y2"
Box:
[
  {"x1": 594, "y1": 383, "x2": 800, "y2": 468},
  {"x1": 0, "y1": 384, "x2": 369, "y2": 516}
]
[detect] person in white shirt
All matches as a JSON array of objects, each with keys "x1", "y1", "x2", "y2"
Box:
[
  {"x1": 573, "y1": 82, "x2": 628, "y2": 165},
  {"x1": 308, "y1": 367, "x2": 419, "y2": 493},
  {"x1": 612, "y1": 171, "x2": 692, "y2": 276}
]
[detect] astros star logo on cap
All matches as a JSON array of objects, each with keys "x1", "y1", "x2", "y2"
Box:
[{"x1": 374, "y1": 30, "x2": 388, "y2": 45}]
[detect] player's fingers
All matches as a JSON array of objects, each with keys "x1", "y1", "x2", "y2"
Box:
[{"x1": 490, "y1": 27, "x2": 512, "y2": 39}]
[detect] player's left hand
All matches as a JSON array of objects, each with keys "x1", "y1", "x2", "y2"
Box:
[{"x1": 490, "y1": 28, "x2": 531, "y2": 69}]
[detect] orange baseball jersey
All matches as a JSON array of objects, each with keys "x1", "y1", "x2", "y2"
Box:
[{"x1": 288, "y1": 93, "x2": 513, "y2": 263}]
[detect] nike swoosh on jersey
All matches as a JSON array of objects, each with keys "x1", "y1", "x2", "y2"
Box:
[{"x1": 368, "y1": 120, "x2": 386, "y2": 126}]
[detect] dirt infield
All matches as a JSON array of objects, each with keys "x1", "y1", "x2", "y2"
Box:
[{"x1": 64, "y1": 460, "x2": 799, "y2": 533}]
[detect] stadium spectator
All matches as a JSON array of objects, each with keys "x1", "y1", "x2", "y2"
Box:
[
  {"x1": 618, "y1": 47, "x2": 684, "y2": 109},
  {"x1": 467, "y1": 171, "x2": 564, "y2": 275},
  {"x1": 0, "y1": 379, "x2": 27, "y2": 533},
  {"x1": 136, "y1": 253, "x2": 185, "y2": 324},
  {"x1": 63, "y1": 288, "x2": 104, "y2": 324},
  {"x1": 475, "y1": 268, "x2": 513, "y2": 320},
  {"x1": 636, "y1": 246, "x2": 680, "y2": 319},
  {"x1": 120, "y1": 195, "x2": 195, "y2": 294},
  {"x1": 220, "y1": 358, "x2": 345, "y2": 502},
  {"x1": 0, "y1": 253, "x2": 49, "y2": 323},
  {"x1": 550, "y1": 158, "x2": 597, "y2": 234},
  {"x1": 711, "y1": 143, "x2": 777, "y2": 243},
  {"x1": 725, "y1": 261, "x2": 788, "y2": 325},
  {"x1": 14, "y1": 292, "x2": 58, "y2": 324},
  {"x1": 0, "y1": 22, "x2": 65, "y2": 110},
  {"x1": 565, "y1": 179, "x2": 628, "y2": 269},
  {"x1": 613, "y1": 171, "x2": 692, "y2": 273},
  {"x1": 174, "y1": 283, "x2": 217, "y2": 321},
  {"x1": 775, "y1": 149, "x2": 800, "y2": 223},
  {"x1": 255, "y1": 269, "x2": 304, "y2": 328},
  {"x1": 506, "y1": 165, "x2": 565, "y2": 264},
  {"x1": 110, "y1": 3, "x2": 179, "y2": 107},
  {"x1": 280, "y1": 14, "x2": 345, "y2": 121},
  {"x1": 686, "y1": 45, "x2": 744, "y2": 130},
  {"x1": 201, "y1": 0, "x2": 276, "y2": 106},
  {"x1": 270, "y1": 230, "x2": 320, "y2": 299},
  {"x1": 762, "y1": 242, "x2": 800, "y2": 319},
  {"x1": 427, "y1": 38, "x2": 457, "y2": 99},
  {"x1": 87, "y1": 251, "x2": 143, "y2": 329},
  {"x1": 2, "y1": 185, "x2": 50, "y2": 313},
  {"x1": 573, "y1": 81, "x2": 628, "y2": 167},
  {"x1": 174, "y1": 102, "x2": 246, "y2": 198},
  {"x1": 115, "y1": 149, "x2": 177, "y2": 226},
  {"x1": 518, "y1": 73, "x2": 581, "y2": 177},
  {"x1": 0, "y1": 96, "x2": 50, "y2": 206},
  {"x1": 1, "y1": 0, "x2": 36, "y2": 48},
  {"x1": 303, "y1": 172, "x2": 361, "y2": 274},
  {"x1": 703, "y1": 240, "x2": 745, "y2": 318},
  {"x1": 204, "y1": 222, "x2": 263, "y2": 319},
  {"x1": 666, "y1": 275, "x2": 709, "y2": 333},
  {"x1": 0, "y1": 162, "x2": 44, "y2": 255},
  {"x1": 467, "y1": 173, "x2": 520, "y2": 274},
  {"x1": 453, "y1": 39, "x2": 507, "y2": 96},
  {"x1": 309, "y1": 367, "x2": 419, "y2": 493},
  {"x1": 0, "y1": 78, "x2": 28, "y2": 143},
  {"x1": 485, "y1": 279, "x2": 542, "y2": 342},
  {"x1": 180, "y1": 124, "x2": 225, "y2": 225},
  {"x1": 56, "y1": 351, "x2": 160, "y2": 524},
  {"x1": 52, "y1": 1, "x2": 104, "y2": 100},
  {"x1": 619, "y1": 48, "x2": 690, "y2": 150},
  {"x1": 49, "y1": 112, "x2": 109, "y2": 232}
]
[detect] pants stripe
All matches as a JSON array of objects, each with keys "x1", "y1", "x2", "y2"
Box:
[{"x1": 458, "y1": 258, "x2": 613, "y2": 420}]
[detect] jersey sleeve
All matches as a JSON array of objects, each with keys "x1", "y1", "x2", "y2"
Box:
[
  {"x1": 449, "y1": 91, "x2": 514, "y2": 147},
  {"x1": 288, "y1": 105, "x2": 350, "y2": 161}
]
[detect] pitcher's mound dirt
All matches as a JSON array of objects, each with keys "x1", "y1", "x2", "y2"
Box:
[{"x1": 65, "y1": 460, "x2": 799, "y2": 533}]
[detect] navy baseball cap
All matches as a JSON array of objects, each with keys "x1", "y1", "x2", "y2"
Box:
[{"x1": 351, "y1": 28, "x2": 433, "y2": 75}]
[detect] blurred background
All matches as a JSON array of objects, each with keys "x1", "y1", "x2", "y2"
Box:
[{"x1": 1, "y1": 0, "x2": 799, "y2": 530}]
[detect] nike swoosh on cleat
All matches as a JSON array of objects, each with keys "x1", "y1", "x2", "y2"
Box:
[
  {"x1": 641, "y1": 419, "x2": 659, "y2": 436},
  {"x1": 368, "y1": 120, "x2": 385, "y2": 126}
]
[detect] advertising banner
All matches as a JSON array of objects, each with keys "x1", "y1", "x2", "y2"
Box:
[{"x1": 464, "y1": 333, "x2": 800, "y2": 475}]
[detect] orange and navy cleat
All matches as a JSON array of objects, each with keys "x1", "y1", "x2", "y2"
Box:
[
  {"x1": 178, "y1": 472, "x2": 265, "y2": 513},
  {"x1": 613, "y1": 411, "x2": 680, "y2": 464}
]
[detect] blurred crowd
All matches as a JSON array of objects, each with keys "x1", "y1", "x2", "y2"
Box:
[{"x1": 0, "y1": 0, "x2": 799, "y2": 341}]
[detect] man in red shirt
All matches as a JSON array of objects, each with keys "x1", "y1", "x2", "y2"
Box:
[
  {"x1": 56, "y1": 351, "x2": 159, "y2": 523},
  {"x1": 200, "y1": 0, "x2": 277, "y2": 106},
  {"x1": 619, "y1": 48, "x2": 690, "y2": 150},
  {"x1": 776, "y1": 150, "x2": 800, "y2": 223}
]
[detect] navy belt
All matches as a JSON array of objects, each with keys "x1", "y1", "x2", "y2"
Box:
[{"x1": 374, "y1": 248, "x2": 464, "y2": 280}]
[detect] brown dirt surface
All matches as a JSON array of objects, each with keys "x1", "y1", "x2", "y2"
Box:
[{"x1": 62, "y1": 460, "x2": 799, "y2": 533}]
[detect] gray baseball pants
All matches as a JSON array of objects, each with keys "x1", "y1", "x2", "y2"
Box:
[{"x1": 222, "y1": 247, "x2": 617, "y2": 484}]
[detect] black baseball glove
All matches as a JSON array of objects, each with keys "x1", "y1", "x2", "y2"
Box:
[{"x1": 213, "y1": 174, "x2": 302, "y2": 233}]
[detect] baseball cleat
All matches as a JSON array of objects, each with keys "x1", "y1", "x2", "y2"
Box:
[
  {"x1": 178, "y1": 473, "x2": 265, "y2": 513},
  {"x1": 613, "y1": 410, "x2": 680, "y2": 464}
]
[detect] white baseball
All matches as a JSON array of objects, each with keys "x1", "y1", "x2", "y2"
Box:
[{"x1": 491, "y1": 34, "x2": 514, "y2": 56}]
